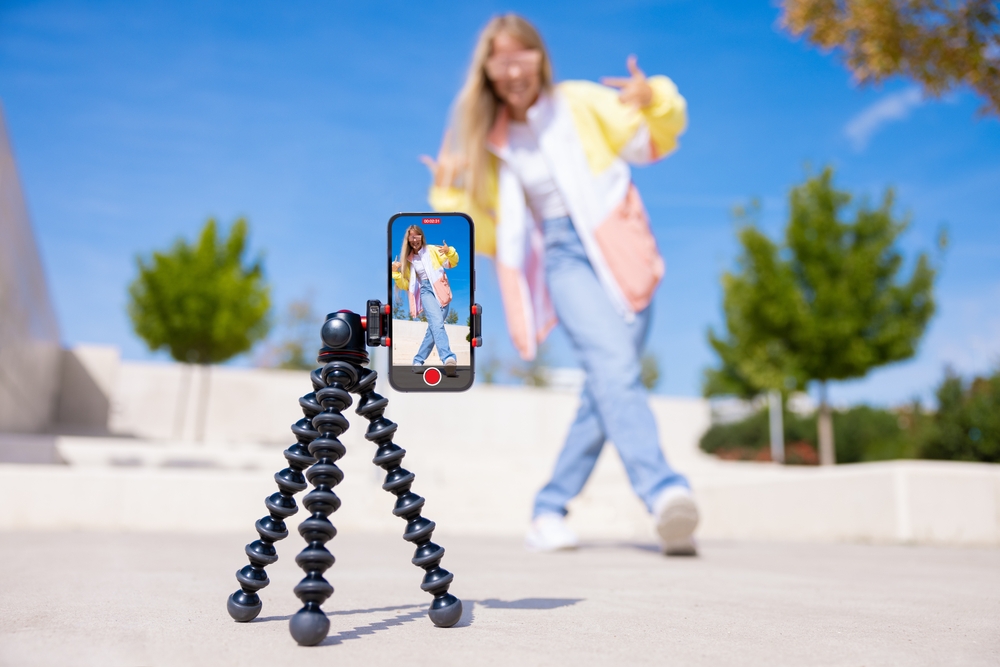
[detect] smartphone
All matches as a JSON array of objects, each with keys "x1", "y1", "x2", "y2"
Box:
[{"x1": 387, "y1": 212, "x2": 476, "y2": 392}]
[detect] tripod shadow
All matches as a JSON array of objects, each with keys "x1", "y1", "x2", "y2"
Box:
[
  {"x1": 578, "y1": 540, "x2": 701, "y2": 558},
  {"x1": 580, "y1": 540, "x2": 661, "y2": 554},
  {"x1": 254, "y1": 597, "x2": 583, "y2": 645}
]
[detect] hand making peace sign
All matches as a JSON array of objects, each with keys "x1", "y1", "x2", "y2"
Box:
[{"x1": 600, "y1": 55, "x2": 654, "y2": 109}]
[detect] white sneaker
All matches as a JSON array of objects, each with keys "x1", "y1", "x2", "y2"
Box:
[
  {"x1": 653, "y1": 486, "x2": 699, "y2": 556},
  {"x1": 444, "y1": 357, "x2": 457, "y2": 366},
  {"x1": 525, "y1": 513, "x2": 579, "y2": 552}
]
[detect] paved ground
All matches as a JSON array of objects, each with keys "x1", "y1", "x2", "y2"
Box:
[
  {"x1": 1, "y1": 532, "x2": 997, "y2": 666},
  {"x1": 391, "y1": 319, "x2": 472, "y2": 366}
]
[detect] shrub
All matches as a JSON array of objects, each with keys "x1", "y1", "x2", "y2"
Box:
[
  {"x1": 920, "y1": 369, "x2": 1000, "y2": 463},
  {"x1": 700, "y1": 404, "x2": 923, "y2": 464},
  {"x1": 699, "y1": 409, "x2": 818, "y2": 464}
]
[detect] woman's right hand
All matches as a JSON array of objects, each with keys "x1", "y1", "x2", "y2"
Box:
[
  {"x1": 391, "y1": 256, "x2": 401, "y2": 272},
  {"x1": 419, "y1": 130, "x2": 467, "y2": 189}
]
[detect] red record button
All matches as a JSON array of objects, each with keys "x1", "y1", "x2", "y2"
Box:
[{"x1": 423, "y1": 367, "x2": 442, "y2": 386}]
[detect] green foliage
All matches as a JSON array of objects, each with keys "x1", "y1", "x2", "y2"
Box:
[
  {"x1": 921, "y1": 368, "x2": 1000, "y2": 462},
  {"x1": 705, "y1": 199, "x2": 805, "y2": 397},
  {"x1": 640, "y1": 352, "x2": 660, "y2": 390},
  {"x1": 701, "y1": 365, "x2": 1000, "y2": 465},
  {"x1": 834, "y1": 405, "x2": 919, "y2": 463},
  {"x1": 700, "y1": 403, "x2": 923, "y2": 464},
  {"x1": 700, "y1": 408, "x2": 814, "y2": 454},
  {"x1": 702, "y1": 355, "x2": 761, "y2": 399},
  {"x1": 128, "y1": 218, "x2": 271, "y2": 363},
  {"x1": 445, "y1": 310, "x2": 459, "y2": 325},
  {"x1": 706, "y1": 167, "x2": 936, "y2": 394}
]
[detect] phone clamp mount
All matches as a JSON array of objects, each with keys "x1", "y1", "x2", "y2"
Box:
[{"x1": 226, "y1": 301, "x2": 483, "y2": 646}]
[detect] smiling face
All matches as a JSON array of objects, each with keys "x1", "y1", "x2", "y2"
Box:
[
  {"x1": 408, "y1": 227, "x2": 424, "y2": 252},
  {"x1": 487, "y1": 32, "x2": 542, "y2": 121}
]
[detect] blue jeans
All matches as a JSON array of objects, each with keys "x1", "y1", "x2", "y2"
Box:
[
  {"x1": 413, "y1": 279, "x2": 456, "y2": 365},
  {"x1": 533, "y1": 216, "x2": 689, "y2": 517}
]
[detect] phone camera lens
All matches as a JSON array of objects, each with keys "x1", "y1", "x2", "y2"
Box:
[{"x1": 321, "y1": 318, "x2": 352, "y2": 348}]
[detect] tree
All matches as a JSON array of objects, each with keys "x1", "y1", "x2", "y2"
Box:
[
  {"x1": 706, "y1": 167, "x2": 936, "y2": 464},
  {"x1": 128, "y1": 218, "x2": 271, "y2": 439},
  {"x1": 780, "y1": 0, "x2": 1000, "y2": 116},
  {"x1": 445, "y1": 310, "x2": 459, "y2": 325}
]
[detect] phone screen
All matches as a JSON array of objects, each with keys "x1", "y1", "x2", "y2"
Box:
[{"x1": 387, "y1": 212, "x2": 474, "y2": 391}]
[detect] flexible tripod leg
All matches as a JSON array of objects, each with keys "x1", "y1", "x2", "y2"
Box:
[
  {"x1": 353, "y1": 366, "x2": 463, "y2": 628},
  {"x1": 227, "y1": 381, "x2": 322, "y2": 622},
  {"x1": 288, "y1": 364, "x2": 352, "y2": 646}
]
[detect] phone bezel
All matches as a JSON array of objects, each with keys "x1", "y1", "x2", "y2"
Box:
[{"x1": 386, "y1": 212, "x2": 475, "y2": 392}]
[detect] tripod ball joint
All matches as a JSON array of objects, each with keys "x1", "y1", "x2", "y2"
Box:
[
  {"x1": 320, "y1": 316, "x2": 351, "y2": 348},
  {"x1": 289, "y1": 609, "x2": 330, "y2": 647}
]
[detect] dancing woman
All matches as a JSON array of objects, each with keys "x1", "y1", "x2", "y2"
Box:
[
  {"x1": 392, "y1": 224, "x2": 460, "y2": 367},
  {"x1": 423, "y1": 14, "x2": 698, "y2": 554}
]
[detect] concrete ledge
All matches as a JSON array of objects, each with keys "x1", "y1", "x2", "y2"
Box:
[
  {"x1": 2, "y1": 458, "x2": 996, "y2": 545},
  {"x1": 696, "y1": 460, "x2": 1000, "y2": 545},
  {"x1": 4, "y1": 375, "x2": 997, "y2": 545}
]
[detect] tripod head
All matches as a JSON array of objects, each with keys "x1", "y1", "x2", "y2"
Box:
[{"x1": 317, "y1": 310, "x2": 370, "y2": 366}]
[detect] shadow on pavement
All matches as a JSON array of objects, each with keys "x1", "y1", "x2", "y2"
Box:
[
  {"x1": 255, "y1": 597, "x2": 584, "y2": 644},
  {"x1": 579, "y1": 540, "x2": 701, "y2": 557},
  {"x1": 320, "y1": 608, "x2": 428, "y2": 645},
  {"x1": 478, "y1": 597, "x2": 582, "y2": 609}
]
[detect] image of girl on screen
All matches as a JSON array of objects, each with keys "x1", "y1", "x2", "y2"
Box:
[
  {"x1": 392, "y1": 224, "x2": 460, "y2": 368},
  {"x1": 422, "y1": 13, "x2": 698, "y2": 555}
]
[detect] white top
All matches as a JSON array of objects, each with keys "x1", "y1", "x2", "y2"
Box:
[
  {"x1": 506, "y1": 121, "x2": 570, "y2": 221},
  {"x1": 411, "y1": 246, "x2": 430, "y2": 282}
]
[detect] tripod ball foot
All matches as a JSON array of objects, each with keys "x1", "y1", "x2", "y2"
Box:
[
  {"x1": 227, "y1": 591, "x2": 262, "y2": 622},
  {"x1": 428, "y1": 594, "x2": 462, "y2": 628},
  {"x1": 289, "y1": 609, "x2": 330, "y2": 646}
]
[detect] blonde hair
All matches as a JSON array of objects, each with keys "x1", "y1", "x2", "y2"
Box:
[
  {"x1": 454, "y1": 14, "x2": 554, "y2": 210},
  {"x1": 398, "y1": 224, "x2": 426, "y2": 284}
]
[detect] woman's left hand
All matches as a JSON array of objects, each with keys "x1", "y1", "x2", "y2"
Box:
[
  {"x1": 420, "y1": 131, "x2": 467, "y2": 189},
  {"x1": 438, "y1": 241, "x2": 450, "y2": 257},
  {"x1": 601, "y1": 55, "x2": 653, "y2": 109}
]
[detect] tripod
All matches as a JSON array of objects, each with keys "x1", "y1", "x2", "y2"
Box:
[{"x1": 227, "y1": 308, "x2": 464, "y2": 645}]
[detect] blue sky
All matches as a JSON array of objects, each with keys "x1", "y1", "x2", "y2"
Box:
[
  {"x1": 390, "y1": 214, "x2": 472, "y2": 319},
  {"x1": 1, "y1": 0, "x2": 998, "y2": 404}
]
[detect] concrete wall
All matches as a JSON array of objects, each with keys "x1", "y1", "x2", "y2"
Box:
[
  {"x1": 55, "y1": 345, "x2": 120, "y2": 433},
  {"x1": 53, "y1": 348, "x2": 711, "y2": 460},
  {"x1": 0, "y1": 104, "x2": 62, "y2": 433},
  {"x1": 108, "y1": 360, "x2": 317, "y2": 443},
  {"x1": 5, "y1": 350, "x2": 998, "y2": 545},
  {"x1": 0, "y1": 454, "x2": 996, "y2": 545}
]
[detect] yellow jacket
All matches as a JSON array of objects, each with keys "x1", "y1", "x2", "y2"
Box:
[{"x1": 392, "y1": 244, "x2": 459, "y2": 315}]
